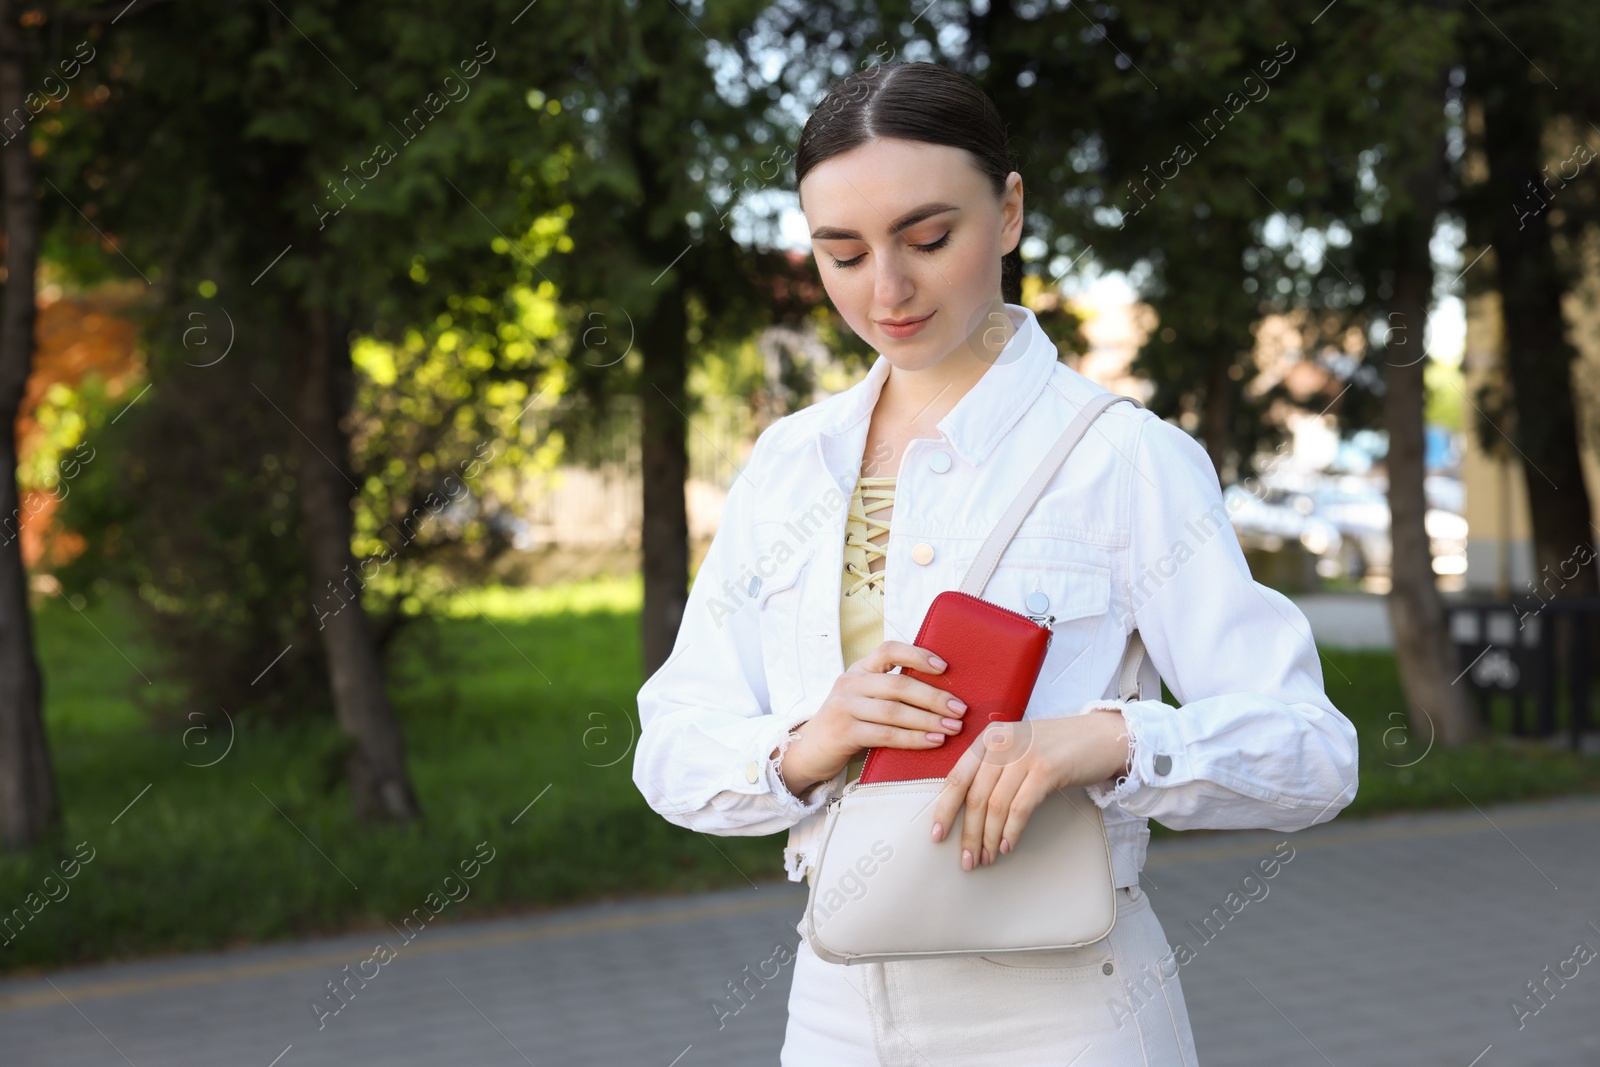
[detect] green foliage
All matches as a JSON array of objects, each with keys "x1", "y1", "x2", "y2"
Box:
[
  {"x1": 343, "y1": 278, "x2": 574, "y2": 615},
  {"x1": 14, "y1": 377, "x2": 102, "y2": 499},
  {"x1": 33, "y1": 0, "x2": 804, "y2": 608},
  {"x1": 29, "y1": 1, "x2": 597, "y2": 727},
  {"x1": 1425, "y1": 359, "x2": 1465, "y2": 432},
  {"x1": 50, "y1": 325, "x2": 335, "y2": 727}
]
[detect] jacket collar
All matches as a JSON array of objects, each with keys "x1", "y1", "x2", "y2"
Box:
[{"x1": 771, "y1": 303, "x2": 1060, "y2": 470}]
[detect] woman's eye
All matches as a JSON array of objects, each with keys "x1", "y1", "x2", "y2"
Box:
[{"x1": 827, "y1": 233, "x2": 948, "y2": 269}]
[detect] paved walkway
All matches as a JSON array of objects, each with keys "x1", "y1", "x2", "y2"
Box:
[{"x1": 3, "y1": 795, "x2": 1599, "y2": 1066}]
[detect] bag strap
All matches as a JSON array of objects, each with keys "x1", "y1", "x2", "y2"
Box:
[
  {"x1": 1115, "y1": 629, "x2": 1159, "y2": 702},
  {"x1": 956, "y1": 392, "x2": 1141, "y2": 598},
  {"x1": 946, "y1": 390, "x2": 1158, "y2": 704}
]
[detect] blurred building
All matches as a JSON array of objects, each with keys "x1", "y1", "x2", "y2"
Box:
[{"x1": 1459, "y1": 270, "x2": 1600, "y2": 596}]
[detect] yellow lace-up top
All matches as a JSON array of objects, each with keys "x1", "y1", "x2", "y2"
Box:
[{"x1": 841, "y1": 474, "x2": 895, "y2": 784}]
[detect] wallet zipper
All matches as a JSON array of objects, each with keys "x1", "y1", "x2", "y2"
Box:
[{"x1": 1028, "y1": 613, "x2": 1056, "y2": 645}]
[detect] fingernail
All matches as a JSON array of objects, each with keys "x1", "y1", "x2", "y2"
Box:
[
  {"x1": 980, "y1": 847, "x2": 991, "y2": 866},
  {"x1": 926, "y1": 732, "x2": 945, "y2": 742},
  {"x1": 947, "y1": 698, "x2": 967, "y2": 713},
  {"x1": 1000, "y1": 838, "x2": 1010, "y2": 854},
  {"x1": 962, "y1": 849, "x2": 973, "y2": 870},
  {"x1": 931, "y1": 822, "x2": 942, "y2": 842},
  {"x1": 929, "y1": 655, "x2": 947, "y2": 670},
  {"x1": 940, "y1": 717, "x2": 962, "y2": 731}
]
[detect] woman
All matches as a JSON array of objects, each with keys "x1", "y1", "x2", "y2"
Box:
[{"x1": 632, "y1": 61, "x2": 1359, "y2": 1066}]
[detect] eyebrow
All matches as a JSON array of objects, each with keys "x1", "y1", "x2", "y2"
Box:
[{"x1": 809, "y1": 202, "x2": 960, "y2": 241}]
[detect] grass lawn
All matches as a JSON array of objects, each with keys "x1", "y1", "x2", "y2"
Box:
[{"x1": 3, "y1": 578, "x2": 1598, "y2": 976}]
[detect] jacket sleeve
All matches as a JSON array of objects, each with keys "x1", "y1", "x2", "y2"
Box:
[
  {"x1": 631, "y1": 429, "x2": 837, "y2": 837},
  {"x1": 1082, "y1": 413, "x2": 1359, "y2": 831}
]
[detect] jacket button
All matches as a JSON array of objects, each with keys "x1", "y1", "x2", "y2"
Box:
[
  {"x1": 746, "y1": 760, "x2": 760, "y2": 784},
  {"x1": 911, "y1": 542, "x2": 935, "y2": 565},
  {"x1": 1026, "y1": 591, "x2": 1050, "y2": 613},
  {"x1": 928, "y1": 450, "x2": 952, "y2": 473},
  {"x1": 1152, "y1": 754, "x2": 1172, "y2": 776}
]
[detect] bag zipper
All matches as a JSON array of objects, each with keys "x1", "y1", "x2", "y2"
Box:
[{"x1": 830, "y1": 774, "x2": 946, "y2": 812}]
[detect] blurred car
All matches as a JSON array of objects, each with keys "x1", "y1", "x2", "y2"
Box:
[
  {"x1": 1424, "y1": 474, "x2": 1465, "y2": 515},
  {"x1": 1223, "y1": 484, "x2": 1345, "y2": 563},
  {"x1": 1424, "y1": 506, "x2": 1469, "y2": 576},
  {"x1": 1305, "y1": 479, "x2": 1390, "y2": 578},
  {"x1": 1228, "y1": 475, "x2": 1468, "y2": 581}
]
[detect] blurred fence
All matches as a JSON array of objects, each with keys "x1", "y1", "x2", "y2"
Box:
[{"x1": 1448, "y1": 596, "x2": 1600, "y2": 750}]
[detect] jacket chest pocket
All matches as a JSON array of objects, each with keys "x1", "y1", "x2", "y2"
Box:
[
  {"x1": 979, "y1": 556, "x2": 1112, "y2": 714},
  {"x1": 751, "y1": 539, "x2": 815, "y2": 720}
]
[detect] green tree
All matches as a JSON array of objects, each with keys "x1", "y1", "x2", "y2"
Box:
[
  {"x1": 41, "y1": 0, "x2": 580, "y2": 821},
  {"x1": 510, "y1": 0, "x2": 816, "y2": 677},
  {"x1": 978, "y1": 3, "x2": 1311, "y2": 478},
  {"x1": 1356, "y1": 5, "x2": 1477, "y2": 745}
]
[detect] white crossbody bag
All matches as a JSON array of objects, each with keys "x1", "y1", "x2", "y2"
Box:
[{"x1": 802, "y1": 393, "x2": 1157, "y2": 966}]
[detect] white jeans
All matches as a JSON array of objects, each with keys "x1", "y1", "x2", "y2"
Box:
[{"x1": 781, "y1": 884, "x2": 1200, "y2": 1066}]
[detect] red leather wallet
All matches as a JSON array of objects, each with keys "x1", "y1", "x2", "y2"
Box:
[{"x1": 858, "y1": 589, "x2": 1051, "y2": 783}]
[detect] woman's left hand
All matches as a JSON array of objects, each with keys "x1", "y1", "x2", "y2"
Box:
[{"x1": 929, "y1": 709, "x2": 1132, "y2": 871}]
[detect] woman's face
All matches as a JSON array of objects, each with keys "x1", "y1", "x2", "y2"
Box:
[{"x1": 799, "y1": 136, "x2": 1023, "y2": 371}]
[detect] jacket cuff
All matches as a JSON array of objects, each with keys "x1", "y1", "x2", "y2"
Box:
[
  {"x1": 1081, "y1": 698, "x2": 1186, "y2": 811},
  {"x1": 781, "y1": 768, "x2": 847, "y2": 883},
  {"x1": 753, "y1": 695, "x2": 836, "y2": 818}
]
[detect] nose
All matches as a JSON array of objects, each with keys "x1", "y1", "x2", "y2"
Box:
[{"x1": 873, "y1": 251, "x2": 916, "y2": 311}]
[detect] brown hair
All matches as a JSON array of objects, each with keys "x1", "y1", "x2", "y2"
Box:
[{"x1": 795, "y1": 61, "x2": 1023, "y2": 305}]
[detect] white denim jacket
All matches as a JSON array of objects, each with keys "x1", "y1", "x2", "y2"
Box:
[{"x1": 632, "y1": 303, "x2": 1359, "y2": 887}]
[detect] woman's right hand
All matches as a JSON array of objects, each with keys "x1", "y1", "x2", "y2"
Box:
[{"x1": 778, "y1": 640, "x2": 968, "y2": 796}]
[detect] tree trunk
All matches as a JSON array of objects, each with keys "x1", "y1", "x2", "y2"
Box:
[
  {"x1": 1384, "y1": 73, "x2": 1478, "y2": 747},
  {"x1": 0, "y1": 0, "x2": 60, "y2": 850},
  {"x1": 639, "y1": 279, "x2": 691, "y2": 678},
  {"x1": 1479, "y1": 82, "x2": 1598, "y2": 598},
  {"x1": 1201, "y1": 356, "x2": 1233, "y2": 480},
  {"x1": 289, "y1": 306, "x2": 420, "y2": 822}
]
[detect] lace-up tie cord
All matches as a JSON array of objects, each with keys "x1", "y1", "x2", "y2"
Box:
[{"x1": 844, "y1": 476, "x2": 896, "y2": 598}]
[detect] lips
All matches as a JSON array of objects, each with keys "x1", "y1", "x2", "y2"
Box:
[
  {"x1": 876, "y1": 308, "x2": 937, "y2": 340},
  {"x1": 877, "y1": 311, "x2": 934, "y2": 327}
]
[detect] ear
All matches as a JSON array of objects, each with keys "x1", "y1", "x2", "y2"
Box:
[{"x1": 999, "y1": 171, "x2": 1024, "y2": 255}]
